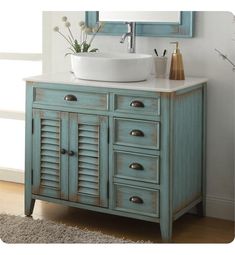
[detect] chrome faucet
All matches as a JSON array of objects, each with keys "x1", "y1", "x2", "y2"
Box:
[{"x1": 120, "y1": 22, "x2": 136, "y2": 53}]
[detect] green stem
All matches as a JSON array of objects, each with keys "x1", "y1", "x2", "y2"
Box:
[
  {"x1": 67, "y1": 26, "x2": 75, "y2": 41},
  {"x1": 68, "y1": 35, "x2": 73, "y2": 44},
  {"x1": 80, "y1": 27, "x2": 83, "y2": 44},
  {"x1": 57, "y1": 31, "x2": 74, "y2": 48},
  {"x1": 88, "y1": 24, "x2": 102, "y2": 45}
]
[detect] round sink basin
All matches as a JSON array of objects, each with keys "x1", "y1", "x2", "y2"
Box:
[{"x1": 71, "y1": 52, "x2": 153, "y2": 82}]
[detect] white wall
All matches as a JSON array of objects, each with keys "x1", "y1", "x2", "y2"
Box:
[{"x1": 43, "y1": 11, "x2": 235, "y2": 220}]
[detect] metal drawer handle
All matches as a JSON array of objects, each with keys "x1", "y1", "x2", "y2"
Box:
[
  {"x1": 129, "y1": 162, "x2": 144, "y2": 171},
  {"x1": 60, "y1": 149, "x2": 67, "y2": 155},
  {"x1": 129, "y1": 196, "x2": 143, "y2": 204},
  {"x1": 129, "y1": 129, "x2": 144, "y2": 137},
  {"x1": 64, "y1": 94, "x2": 77, "y2": 101},
  {"x1": 68, "y1": 151, "x2": 75, "y2": 156},
  {"x1": 130, "y1": 100, "x2": 144, "y2": 108}
]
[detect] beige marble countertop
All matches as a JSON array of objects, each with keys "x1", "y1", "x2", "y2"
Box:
[{"x1": 24, "y1": 72, "x2": 207, "y2": 92}]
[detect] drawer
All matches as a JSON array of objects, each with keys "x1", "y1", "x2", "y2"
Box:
[
  {"x1": 114, "y1": 151, "x2": 159, "y2": 184},
  {"x1": 113, "y1": 118, "x2": 160, "y2": 150},
  {"x1": 114, "y1": 94, "x2": 160, "y2": 115},
  {"x1": 34, "y1": 88, "x2": 108, "y2": 110},
  {"x1": 114, "y1": 184, "x2": 159, "y2": 217}
]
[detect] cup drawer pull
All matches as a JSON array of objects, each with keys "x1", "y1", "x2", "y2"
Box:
[
  {"x1": 129, "y1": 129, "x2": 144, "y2": 137},
  {"x1": 64, "y1": 94, "x2": 77, "y2": 101},
  {"x1": 129, "y1": 163, "x2": 144, "y2": 170},
  {"x1": 130, "y1": 100, "x2": 144, "y2": 108},
  {"x1": 68, "y1": 150, "x2": 75, "y2": 156},
  {"x1": 129, "y1": 196, "x2": 143, "y2": 204},
  {"x1": 60, "y1": 149, "x2": 67, "y2": 155}
]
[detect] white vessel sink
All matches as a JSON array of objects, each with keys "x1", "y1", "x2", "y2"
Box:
[{"x1": 71, "y1": 52, "x2": 153, "y2": 82}]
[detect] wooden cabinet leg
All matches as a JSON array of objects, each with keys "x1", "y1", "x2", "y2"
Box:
[
  {"x1": 160, "y1": 220, "x2": 173, "y2": 242},
  {"x1": 25, "y1": 198, "x2": 35, "y2": 216}
]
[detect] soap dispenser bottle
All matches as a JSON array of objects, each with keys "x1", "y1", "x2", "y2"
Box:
[{"x1": 169, "y1": 42, "x2": 185, "y2": 80}]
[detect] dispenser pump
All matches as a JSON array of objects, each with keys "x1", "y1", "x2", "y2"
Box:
[
  {"x1": 172, "y1": 41, "x2": 179, "y2": 53},
  {"x1": 169, "y1": 41, "x2": 185, "y2": 80}
]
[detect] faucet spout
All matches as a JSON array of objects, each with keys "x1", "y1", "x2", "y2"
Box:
[
  {"x1": 120, "y1": 32, "x2": 131, "y2": 43},
  {"x1": 120, "y1": 22, "x2": 136, "y2": 53}
]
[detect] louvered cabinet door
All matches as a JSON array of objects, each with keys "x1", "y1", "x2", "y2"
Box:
[
  {"x1": 32, "y1": 110, "x2": 69, "y2": 200},
  {"x1": 69, "y1": 113, "x2": 109, "y2": 207}
]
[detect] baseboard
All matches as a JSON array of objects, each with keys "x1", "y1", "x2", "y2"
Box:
[
  {"x1": 0, "y1": 168, "x2": 24, "y2": 184},
  {"x1": 206, "y1": 195, "x2": 234, "y2": 221}
]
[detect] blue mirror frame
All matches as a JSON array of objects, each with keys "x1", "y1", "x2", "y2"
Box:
[{"x1": 85, "y1": 11, "x2": 194, "y2": 38}]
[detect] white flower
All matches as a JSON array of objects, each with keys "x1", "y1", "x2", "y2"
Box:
[
  {"x1": 65, "y1": 21, "x2": 71, "y2": 28},
  {"x1": 98, "y1": 21, "x2": 105, "y2": 27},
  {"x1": 81, "y1": 25, "x2": 87, "y2": 31},
  {"x1": 54, "y1": 26, "x2": 59, "y2": 32},
  {"x1": 62, "y1": 16, "x2": 67, "y2": 22},
  {"x1": 92, "y1": 27, "x2": 98, "y2": 33},
  {"x1": 84, "y1": 27, "x2": 92, "y2": 33},
  {"x1": 79, "y1": 21, "x2": 85, "y2": 27}
]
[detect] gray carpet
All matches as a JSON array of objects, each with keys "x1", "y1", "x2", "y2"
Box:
[{"x1": 0, "y1": 214, "x2": 135, "y2": 243}]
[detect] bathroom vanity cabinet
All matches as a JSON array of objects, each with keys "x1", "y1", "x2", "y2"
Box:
[{"x1": 24, "y1": 74, "x2": 207, "y2": 242}]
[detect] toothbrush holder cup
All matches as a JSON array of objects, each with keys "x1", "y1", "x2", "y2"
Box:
[{"x1": 153, "y1": 56, "x2": 167, "y2": 78}]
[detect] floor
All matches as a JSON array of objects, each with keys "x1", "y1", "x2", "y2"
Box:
[{"x1": 0, "y1": 181, "x2": 234, "y2": 243}]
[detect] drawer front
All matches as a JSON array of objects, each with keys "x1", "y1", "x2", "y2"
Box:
[
  {"x1": 114, "y1": 94, "x2": 160, "y2": 115},
  {"x1": 114, "y1": 151, "x2": 159, "y2": 184},
  {"x1": 34, "y1": 88, "x2": 108, "y2": 110},
  {"x1": 114, "y1": 118, "x2": 160, "y2": 150},
  {"x1": 114, "y1": 184, "x2": 159, "y2": 217}
]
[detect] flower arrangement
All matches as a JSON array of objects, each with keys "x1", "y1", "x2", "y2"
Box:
[{"x1": 53, "y1": 16, "x2": 104, "y2": 55}]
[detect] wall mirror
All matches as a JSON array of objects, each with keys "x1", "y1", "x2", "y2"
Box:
[{"x1": 86, "y1": 11, "x2": 194, "y2": 37}]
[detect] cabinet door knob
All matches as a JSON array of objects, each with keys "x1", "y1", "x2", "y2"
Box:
[
  {"x1": 61, "y1": 149, "x2": 67, "y2": 154},
  {"x1": 129, "y1": 196, "x2": 143, "y2": 204},
  {"x1": 64, "y1": 94, "x2": 77, "y2": 101},
  {"x1": 130, "y1": 100, "x2": 144, "y2": 108},
  {"x1": 129, "y1": 129, "x2": 144, "y2": 137},
  {"x1": 68, "y1": 151, "x2": 75, "y2": 156},
  {"x1": 129, "y1": 162, "x2": 144, "y2": 170}
]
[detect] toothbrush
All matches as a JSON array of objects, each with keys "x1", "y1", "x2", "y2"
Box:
[
  {"x1": 162, "y1": 49, "x2": 167, "y2": 57},
  {"x1": 154, "y1": 49, "x2": 158, "y2": 56}
]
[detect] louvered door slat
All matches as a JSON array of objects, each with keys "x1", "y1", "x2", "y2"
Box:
[
  {"x1": 41, "y1": 150, "x2": 59, "y2": 157},
  {"x1": 41, "y1": 132, "x2": 59, "y2": 139},
  {"x1": 78, "y1": 137, "x2": 99, "y2": 145},
  {"x1": 41, "y1": 144, "x2": 59, "y2": 151},
  {"x1": 41, "y1": 168, "x2": 59, "y2": 176},
  {"x1": 41, "y1": 180, "x2": 60, "y2": 188},
  {"x1": 41, "y1": 173, "x2": 60, "y2": 182},
  {"x1": 41, "y1": 119, "x2": 60, "y2": 127},
  {"x1": 78, "y1": 156, "x2": 98, "y2": 166},
  {"x1": 41, "y1": 162, "x2": 59, "y2": 170},
  {"x1": 79, "y1": 168, "x2": 98, "y2": 176},
  {"x1": 78, "y1": 131, "x2": 99, "y2": 139},
  {"x1": 79, "y1": 124, "x2": 99, "y2": 132},
  {"x1": 79, "y1": 150, "x2": 98, "y2": 158},
  {"x1": 78, "y1": 162, "x2": 98, "y2": 170},
  {"x1": 41, "y1": 138, "x2": 59, "y2": 145},
  {"x1": 78, "y1": 187, "x2": 99, "y2": 196},
  {"x1": 79, "y1": 143, "x2": 98, "y2": 151},
  {"x1": 79, "y1": 175, "x2": 99, "y2": 183}
]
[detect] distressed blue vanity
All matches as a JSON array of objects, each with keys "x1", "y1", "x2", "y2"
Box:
[{"x1": 25, "y1": 74, "x2": 207, "y2": 242}]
